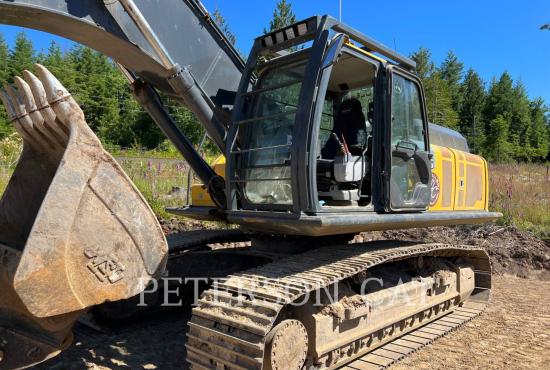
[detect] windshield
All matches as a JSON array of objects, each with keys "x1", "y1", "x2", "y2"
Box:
[{"x1": 238, "y1": 60, "x2": 306, "y2": 206}]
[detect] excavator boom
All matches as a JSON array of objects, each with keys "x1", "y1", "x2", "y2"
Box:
[
  {"x1": 0, "y1": 0, "x2": 245, "y2": 102},
  {"x1": 0, "y1": 0, "x2": 246, "y2": 200}
]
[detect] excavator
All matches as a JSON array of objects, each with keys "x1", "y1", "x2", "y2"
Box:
[{"x1": 0, "y1": 1, "x2": 501, "y2": 369}]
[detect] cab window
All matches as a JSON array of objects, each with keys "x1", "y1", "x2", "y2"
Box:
[
  {"x1": 389, "y1": 73, "x2": 431, "y2": 210},
  {"x1": 391, "y1": 74, "x2": 426, "y2": 150}
]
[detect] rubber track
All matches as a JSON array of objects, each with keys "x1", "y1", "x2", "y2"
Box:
[{"x1": 185, "y1": 241, "x2": 491, "y2": 370}]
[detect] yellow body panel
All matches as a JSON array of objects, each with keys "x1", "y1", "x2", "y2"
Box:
[
  {"x1": 428, "y1": 145, "x2": 457, "y2": 211},
  {"x1": 190, "y1": 156, "x2": 225, "y2": 207},
  {"x1": 192, "y1": 149, "x2": 490, "y2": 212},
  {"x1": 429, "y1": 145, "x2": 489, "y2": 212}
]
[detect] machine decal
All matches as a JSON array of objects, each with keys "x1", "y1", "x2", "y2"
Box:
[{"x1": 430, "y1": 173, "x2": 441, "y2": 207}]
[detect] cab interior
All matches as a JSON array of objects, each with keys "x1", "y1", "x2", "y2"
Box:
[{"x1": 316, "y1": 51, "x2": 378, "y2": 208}]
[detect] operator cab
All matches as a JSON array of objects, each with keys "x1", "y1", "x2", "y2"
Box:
[
  {"x1": 167, "y1": 15, "x2": 498, "y2": 235},
  {"x1": 314, "y1": 44, "x2": 431, "y2": 212},
  {"x1": 228, "y1": 16, "x2": 432, "y2": 217}
]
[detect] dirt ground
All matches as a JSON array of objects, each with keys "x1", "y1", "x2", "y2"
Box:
[
  {"x1": 392, "y1": 275, "x2": 550, "y2": 370},
  {"x1": 40, "y1": 275, "x2": 550, "y2": 370},
  {"x1": 160, "y1": 221, "x2": 550, "y2": 279},
  {"x1": 38, "y1": 224, "x2": 550, "y2": 369}
]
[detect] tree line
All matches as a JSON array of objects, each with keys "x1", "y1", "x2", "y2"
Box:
[
  {"x1": 0, "y1": 33, "x2": 205, "y2": 151},
  {"x1": 411, "y1": 48, "x2": 549, "y2": 163},
  {"x1": 266, "y1": 0, "x2": 550, "y2": 163},
  {"x1": 0, "y1": 0, "x2": 548, "y2": 163}
]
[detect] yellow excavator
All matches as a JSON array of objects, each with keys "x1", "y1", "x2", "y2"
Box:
[{"x1": 0, "y1": 1, "x2": 500, "y2": 369}]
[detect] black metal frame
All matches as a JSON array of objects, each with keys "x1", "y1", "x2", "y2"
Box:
[
  {"x1": 0, "y1": 0, "x2": 245, "y2": 209},
  {"x1": 228, "y1": 15, "x2": 420, "y2": 216},
  {"x1": 382, "y1": 66, "x2": 432, "y2": 213}
]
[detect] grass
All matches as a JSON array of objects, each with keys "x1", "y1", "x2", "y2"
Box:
[
  {"x1": 105, "y1": 144, "x2": 184, "y2": 160},
  {"x1": 1, "y1": 136, "x2": 549, "y2": 239},
  {"x1": 0, "y1": 136, "x2": 195, "y2": 220},
  {"x1": 0, "y1": 166, "x2": 11, "y2": 195},
  {"x1": 489, "y1": 163, "x2": 550, "y2": 240},
  {"x1": 117, "y1": 156, "x2": 192, "y2": 219},
  {"x1": 0, "y1": 133, "x2": 22, "y2": 194},
  {"x1": 104, "y1": 142, "x2": 221, "y2": 162}
]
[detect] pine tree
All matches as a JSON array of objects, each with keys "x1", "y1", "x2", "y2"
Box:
[
  {"x1": 2, "y1": 29, "x2": 547, "y2": 158},
  {"x1": 483, "y1": 72, "x2": 514, "y2": 123},
  {"x1": 411, "y1": 48, "x2": 459, "y2": 129},
  {"x1": 510, "y1": 81, "x2": 532, "y2": 161},
  {"x1": 8, "y1": 32, "x2": 35, "y2": 80},
  {"x1": 483, "y1": 73, "x2": 515, "y2": 161},
  {"x1": 529, "y1": 98, "x2": 550, "y2": 161},
  {"x1": 485, "y1": 115, "x2": 512, "y2": 162},
  {"x1": 424, "y1": 72, "x2": 459, "y2": 129},
  {"x1": 459, "y1": 69, "x2": 486, "y2": 153},
  {"x1": 0, "y1": 34, "x2": 8, "y2": 84},
  {"x1": 66, "y1": 47, "x2": 117, "y2": 133},
  {"x1": 100, "y1": 71, "x2": 165, "y2": 149},
  {"x1": 440, "y1": 51, "x2": 464, "y2": 111},
  {"x1": 410, "y1": 47, "x2": 434, "y2": 80},
  {"x1": 0, "y1": 34, "x2": 10, "y2": 138},
  {"x1": 265, "y1": 0, "x2": 297, "y2": 33},
  {"x1": 213, "y1": 9, "x2": 237, "y2": 46},
  {"x1": 42, "y1": 41, "x2": 68, "y2": 77},
  {"x1": 483, "y1": 73, "x2": 512, "y2": 149}
]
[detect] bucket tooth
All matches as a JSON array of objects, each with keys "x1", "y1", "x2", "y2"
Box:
[
  {"x1": 1, "y1": 85, "x2": 45, "y2": 151},
  {"x1": 0, "y1": 88, "x2": 33, "y2": 145},
  {"x1": 34, "y1": 63, "x2": 82, "y2": 129},
  {"x1": 22, "y1": 69, "x2": 64, "y2": 139},
  {"x1": 6, "y1": 83, "x2": 61, "y2": 152},
  {"x1": 15, "y1": 75, "x2": 68, "y2": 146},
  {"x1": 0, "y1": 65, "x2": 168, "y2": 369}
]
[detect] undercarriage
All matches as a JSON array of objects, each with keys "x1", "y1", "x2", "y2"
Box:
[
  {"x1": 83, "y1": 231, "x2": 492, "y2": 370},
  {"x1": 183, "y1": 238, "x2": 491, "y2": 370}
]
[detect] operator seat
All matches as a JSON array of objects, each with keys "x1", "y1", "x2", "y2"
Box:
[{"x1": 321, "y1": 98, "x2": 367, "y2": 158}]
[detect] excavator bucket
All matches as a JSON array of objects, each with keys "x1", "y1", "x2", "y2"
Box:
[{"x1": 0, "y1": 65, "x2": 168, "y2": 369}]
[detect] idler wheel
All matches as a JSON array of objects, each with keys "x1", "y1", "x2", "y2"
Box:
[{"x1": 265, "y1": 319, "x2": 308, "y2": 370}]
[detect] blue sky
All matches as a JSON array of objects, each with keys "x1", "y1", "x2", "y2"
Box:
[{"x1": 1, "y1": 0, "x2": 549, "y2": 102}]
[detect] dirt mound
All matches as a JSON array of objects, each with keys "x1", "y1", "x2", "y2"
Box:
[
  {"x1": 160, "y1": 217, "x2": 550, "y2": 279},
  {"x1": 160, "y1": 218, "x2": 219, "y2": 234},
  {"x1": 355, "y1": 225, "x2": 550, "y2": 279}
]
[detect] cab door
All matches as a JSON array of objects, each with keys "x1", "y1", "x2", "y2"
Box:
[{"x1": 384, "y1": 67, "x2": 431, "y2": 212}]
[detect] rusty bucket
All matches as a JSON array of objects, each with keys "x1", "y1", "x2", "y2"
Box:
[{"x1": 0, "y1": 65, "x2": 168, "y2": 369}]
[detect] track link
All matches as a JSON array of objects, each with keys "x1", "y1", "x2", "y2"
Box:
[
  {"x1": 341, "y1": 301, "x2": 486, "y2": 370},
  {"x1": 186, "y1": 241, "x2": 491, "y2": 370}
]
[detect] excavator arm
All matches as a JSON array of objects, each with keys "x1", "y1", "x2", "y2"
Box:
[{"x1": 0, "y1": 1, "x2": 245, "y2": 368}]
